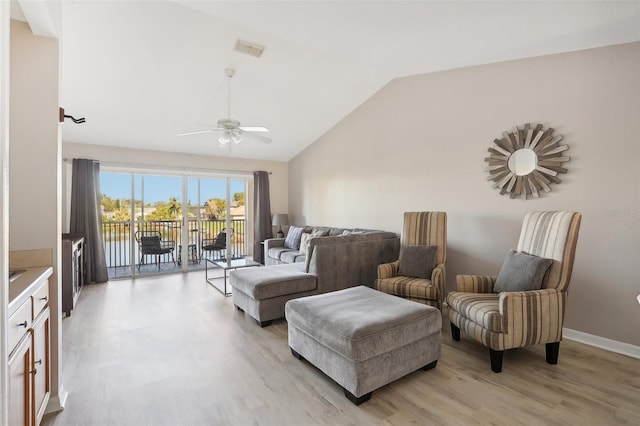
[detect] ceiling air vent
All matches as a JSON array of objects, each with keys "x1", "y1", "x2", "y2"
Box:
[{"x1": 234, "y1": 39, "x2": 265, "y2": 58}]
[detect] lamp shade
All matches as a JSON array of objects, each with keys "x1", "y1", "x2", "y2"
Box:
[{"x1": 272, "y1": 214, "x2": 289, "y2": 226}]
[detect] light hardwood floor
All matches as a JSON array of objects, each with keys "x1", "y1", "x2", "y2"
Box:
[{"x1": 42, "y1": 271, "x2": 640, "y2": 426}]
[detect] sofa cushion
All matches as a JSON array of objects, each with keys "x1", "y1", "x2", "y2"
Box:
[
  {"x1": 268, "y1": 246, "x2": 296, "y2": 261},
  {"x1": 230, "y1": 264, "x2": 316, "y2": 300},
  {"x1": 284, "y1": 226, "x2": 306, "y2": 249},
  {"x1": 280, "y1": 250, "x2": 302, "y2": 263},
  {"x1": 376, "y1": 275, "x2": 437, "y2": 302},
  {"x1": 494, "y1": 250, "x2": 553, "y2": 293},
  {"x1": 447, "y1": 291, "x2": 502, "y2": 332},
  {"x1": 398, "y1": 245, "x2": 437, "y2": 279}
]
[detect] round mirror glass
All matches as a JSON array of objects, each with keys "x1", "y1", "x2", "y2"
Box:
[{"x1": 508, "y1": 148, "x2": 537, "y2": 176}]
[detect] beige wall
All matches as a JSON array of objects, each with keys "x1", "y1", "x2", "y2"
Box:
[
  {"x1": 9, "y1": 18, "x2": 65, "y2": 411},
  {"x1": 62, "y1": 142, "x2": 288, "y2": 234},
  {"x1": 0, "y1": 4, "x2": 9, "y2": 424},
  {"x1": 9, "y1": 20, "x2": 60, "y2": 251},
  {"x1": 289, "y1": 42, "x2": 640, "y2": 346}
]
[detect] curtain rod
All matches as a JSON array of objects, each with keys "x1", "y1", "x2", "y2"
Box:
[{"x1": 62, "y1": 157, "x2": 271, "y2": 176}]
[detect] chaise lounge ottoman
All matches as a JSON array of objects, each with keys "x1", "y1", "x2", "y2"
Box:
[
  {"x1": 231, "y1": 263, "x2": 318, "y2": 327},
  {"x1": 285, "y1": 285, "x2": 442, "y2": 405}
]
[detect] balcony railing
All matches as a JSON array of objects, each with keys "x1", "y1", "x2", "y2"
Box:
[{"x1": 101, "y1": 219, "x2": 248, "y2": 276}]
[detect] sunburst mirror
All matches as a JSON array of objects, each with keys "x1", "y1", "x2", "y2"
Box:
[{"x1": 485, "y1": 123, "x2": 570, "y2": 199}]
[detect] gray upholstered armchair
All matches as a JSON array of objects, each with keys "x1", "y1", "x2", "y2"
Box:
[
  {"x1": 375, "y1": 212, "x2": 447, "y2": 309},
  {"x1": 447, "y1": 211, "x2": 581, "y2": 373}
]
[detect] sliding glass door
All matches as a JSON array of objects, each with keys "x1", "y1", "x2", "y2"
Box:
[
  {"x1": 192, "y1": 177, "x2": 247, "y2": 262},
  {"x1": 100, "y1": 170, "x2": 250, "y2": 279}
]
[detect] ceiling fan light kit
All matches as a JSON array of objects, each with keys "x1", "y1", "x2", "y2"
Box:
[
  {"x1": 179, "y1": 68, "x2": 272, "y2": 148},
  {"x1": 218, "y1": 130, "x2": 242, "y2": 146}
]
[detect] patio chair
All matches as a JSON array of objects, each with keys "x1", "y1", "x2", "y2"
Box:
[
  {"x1": 135, "y1": 230, "x2": 176, "y2": 270},
  {"x1": 202, "y1": 228, "x2": 234, "y2": 260}
]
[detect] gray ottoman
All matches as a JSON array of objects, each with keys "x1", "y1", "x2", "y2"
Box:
[
  {"x1": 231, "y1": 263, "x2": 318, "y2": 327},
  {"x1": 285, "y1": 285, "x2": 441, "y2": 405}
]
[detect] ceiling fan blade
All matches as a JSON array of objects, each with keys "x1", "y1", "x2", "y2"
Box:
[
  {"x1": 243, "y1": 131, "x2": 272, "y2": 144},
  {"x1": 178, "y1": 129, "x2": 216, "y2": 137},
  {"x1": 239, "y1": 126, "x2": 269, "y2": 133},
  {"x1": 193, "y1": 69, "x2": 271, "y2": 146}
]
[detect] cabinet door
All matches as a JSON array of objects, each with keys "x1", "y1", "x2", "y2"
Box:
[
  {"x1": 8, "y1": 334, "x2": 32, "y2": 426},
  {"x1": 32, "y1": 307, "x2": 51, "y2": 425}
]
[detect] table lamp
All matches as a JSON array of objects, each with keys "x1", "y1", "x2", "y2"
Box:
[{"x1": 272, "y1": 214, "x2": 289, "y2": 238}]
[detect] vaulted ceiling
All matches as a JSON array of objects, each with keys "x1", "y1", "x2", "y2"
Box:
[{"x1": 16, "y1": 1, "x2": 640, "y2": 161}]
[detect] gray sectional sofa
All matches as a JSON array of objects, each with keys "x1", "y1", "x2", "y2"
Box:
[
  {"x1": 264, "y1": 226, "x2": 365, "y2": 266},
  {"x1": 230, "y1": 227, "x2": 400, "y2": 326}
]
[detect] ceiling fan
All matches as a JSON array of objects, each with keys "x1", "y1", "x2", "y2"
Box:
[{"x1": 179, "y1": 68, "x2": 272, "y2": 146}]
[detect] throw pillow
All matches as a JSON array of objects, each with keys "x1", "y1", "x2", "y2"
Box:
[
  {"x1": 398, "y1": 245, "x2": 437, "y2": 279},
  {"x1": 342, "y1": 230, "x2": 364, "y2": 236},
  {"x1": 284, "y1": 226, "x2": 306, "y2": 250},
  {"x1": 299, "y1": 230, "x2": 329, "y2": 256},
  {"x1": 310, "y1": 228, "x2": 330, "y2": 237},
  {"x1": 493, "y1": 250, "x2": 553, "y2": 293},
  {"x1": 299, "y1": 233, "x2": 311, "y2": 256}
]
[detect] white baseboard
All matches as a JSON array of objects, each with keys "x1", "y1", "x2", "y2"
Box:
[
  {"x1": 563, "y1": 328, "x2": 640, "y2": 359},
  {"x1": 44, "y1": 384, "x2": 67, "y2": 415}
]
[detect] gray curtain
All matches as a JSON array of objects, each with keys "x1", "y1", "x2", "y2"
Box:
[
  {"x1": 253, "y1": 171, "x2": 273, "y2": 263},
  {"x1": 70, "y1": 159, "x2": 109, "y2": 283}
]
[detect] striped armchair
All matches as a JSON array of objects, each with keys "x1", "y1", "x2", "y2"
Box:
[
  {"x1": 375, "y1": 212, "x2": 447, "y2": 309},
  {"x1": 447, "y1": 211, "x2": 581, "y2": 373}
]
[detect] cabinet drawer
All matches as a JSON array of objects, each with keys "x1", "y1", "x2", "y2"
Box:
[
  {"x1": 8, "y1": 299, "x2": 32, "y2": 354},
  {"x1": 32, "y1": 280, "x2": 50, "y2": 318}
]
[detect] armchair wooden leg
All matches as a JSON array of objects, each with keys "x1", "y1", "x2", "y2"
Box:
[
  {"x1": 546, "y1": 342, "x2": 560, "y2": 365},
  {"x1": 450, "y1": 323, "x2": 461, "y2": 341},
  {"x1": 490, "y1": 349, "x2": 503, "y2": 373}
]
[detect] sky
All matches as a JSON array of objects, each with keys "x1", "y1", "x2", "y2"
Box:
[{"x1": 100, "y1": 172, "x2": 246, "y2": 204}]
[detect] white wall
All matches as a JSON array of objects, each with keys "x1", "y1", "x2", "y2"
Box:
[
  {"x1": 289, "y1": 42, "x2": 640, "y2": 347},
  {"x1": 62, "y1": 142, "x2": 288, "y2": 233}
]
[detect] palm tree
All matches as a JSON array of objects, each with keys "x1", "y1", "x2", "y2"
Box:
[
  {"x1": 204, "y1": 198, "x2": 226, "y2": 220},
  {"x1": 167, "y1": 197, "x2": 182, "y2": 219}
]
